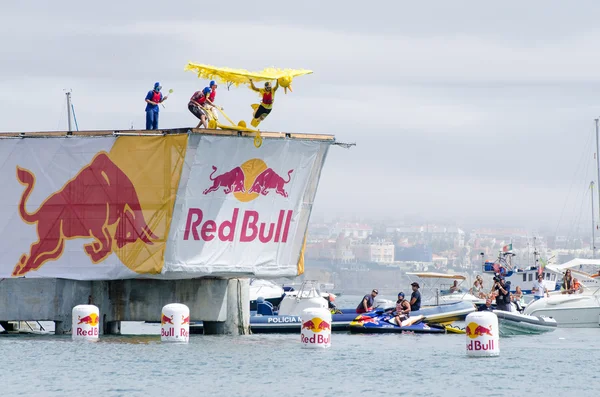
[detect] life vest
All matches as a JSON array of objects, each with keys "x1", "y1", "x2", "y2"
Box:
[
  {"x1": 262, "y1": 91, "x2": 273, "y2": 105},
  {"x1": 191, "y1": 91, "x2": 206, "y2": 105},
  {"x1": 209, "y1": 90, "x2": 216, "y2": 102},
  {"x1": 573, "y1": 281, "x2": 581, "y2": 291},
  {"x1": 152, "y1": 91, "x2": 162, "y2": 103}
]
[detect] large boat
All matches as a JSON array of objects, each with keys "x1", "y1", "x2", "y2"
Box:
[
  {"x1": 481, "y1": 252, "x2": 559, "y2": 294},
  {"x1": 523, "y1": 259, "x2": 600, "y2": 327}
]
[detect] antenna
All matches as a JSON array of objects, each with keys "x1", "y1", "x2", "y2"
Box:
[{"x1": 65, "y1": 89, "x2": 73, "y2": 135}]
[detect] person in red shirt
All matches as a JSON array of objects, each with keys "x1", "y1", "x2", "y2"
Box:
[
  {"x1": 249, "y1": 79, "x2": 279, "y2": 127},
  {"x1": 188, "y1": 87, "x2": 214, "y2": 128}
]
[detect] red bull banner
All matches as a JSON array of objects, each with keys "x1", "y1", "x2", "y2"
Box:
[
  {"x1": 0, "y1": 133, "x2": 330, "y2": 280},
  {"x1": 165, "y1": 135, "x2": 330, "y2": 278},
  {"x1": 2, "y1": 135, "x2": 187, "y2": 279}
]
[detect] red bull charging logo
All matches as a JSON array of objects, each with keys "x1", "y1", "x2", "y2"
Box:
[
  {"x1": 13, "y1": 152, "x2": 158, "y2": 276},
  {"x1": 184, "y1": 158, "x2": 294, "y2": 243}
]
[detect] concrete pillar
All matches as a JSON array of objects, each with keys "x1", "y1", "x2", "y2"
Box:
[
  {"x1": 225, "y1": 278, "x2": 250, "y2": 335},
  {"x1": 54, "y1": 321, "x2": 70, "y2": 335},
  {"x1": 204, "y1": 278, "x2": 250, "y2": 335},
  {"x1": 105, "y1": 321, "x2": 121, "y2": 335}
]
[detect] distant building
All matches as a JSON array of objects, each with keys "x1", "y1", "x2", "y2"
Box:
[
  {"x1": 395, "y1": 244, "x2": 432, "y2": 262},
  {"x1": 331, "y1": 223, "x2": 373, "y2": 240},
  {"x1": 355, "y1": 240, "x2": 395, "y2": 263}
]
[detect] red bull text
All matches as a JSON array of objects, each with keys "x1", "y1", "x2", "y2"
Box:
[
  {"x1": 301, "y1": 333, "x2": 331, "y2": 344},
  {"x1": 183, "y1": 208, "x2": 293, "y2": 243},
  {"x1": 160, "y1": 327, "x2": 189, "y2": 338},
  {"x1": 466, "y1": 339, "x2": 496, "y2": 351}
]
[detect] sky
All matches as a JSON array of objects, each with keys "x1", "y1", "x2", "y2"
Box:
[{"x1": 3, "y1": 1, "x2": 600, "y2": 236}]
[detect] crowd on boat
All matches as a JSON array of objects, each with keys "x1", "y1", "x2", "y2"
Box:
[{"x1": 354, "y1": 282, "x2": 422, "y2": 324}]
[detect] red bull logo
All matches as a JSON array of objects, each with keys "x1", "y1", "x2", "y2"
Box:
[
  {"x1": 202, "y1": 159, "x2": 294, "y2": 201},
  {"x1": 13, "y1": 152, "x2": 158, "y2": 276},
  {"x1": 184, "y1": 158, "x2": 294, "y2": 244},
  {"x1": 75, "y1": 312, "x2": 99, "y2": 336},
  {"x1": 181, "y1": 315, "x2": 190, "y2": 325},
  {"x1": 466, "y1": 322, "x2": 493, "y2": 339},
  {"x1": 301, "y1": 317, "x2": 330, "y2": 333},
  {"x1": 161, "y1": 313, "x2": 174, "y2": 326}
]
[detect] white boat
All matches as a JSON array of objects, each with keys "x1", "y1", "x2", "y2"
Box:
[
  {"x1": 481, "y1": 253, "x2": 558, "y2": 295},
  {"x1": 249, "y1": 279, "x2": 285, "y2": 311},
  {"x1": 522, "y1": 259, "x2": 600, "y2": 327},
  {"x1": 492, "y1": 309, "x2": 557, "y2": 336},
  {"x1": 406, "y1": 272, "x2": 485, "y2": 305}
]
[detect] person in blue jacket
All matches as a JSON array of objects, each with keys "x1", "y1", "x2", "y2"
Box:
[{"x1": 145, "y1": 82, "x2": 169, "y2": 130}]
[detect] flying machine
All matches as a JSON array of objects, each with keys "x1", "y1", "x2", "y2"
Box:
[{"x1": 184, "y1": 63, "x2": 312, "y2": 147}]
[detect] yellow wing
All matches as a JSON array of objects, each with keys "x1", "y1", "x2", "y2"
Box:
[{"x1": 184, "y1": 63, "x2": 312, "y2": 91}]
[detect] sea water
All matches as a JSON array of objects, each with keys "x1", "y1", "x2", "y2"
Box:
[{"x1": 1, "y1": 295, "x2": 598, "y2": 397}]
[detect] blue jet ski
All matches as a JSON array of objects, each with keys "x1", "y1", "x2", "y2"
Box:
[{"x1": 349, "y1": 310, "x2": 447, "y2": 334}]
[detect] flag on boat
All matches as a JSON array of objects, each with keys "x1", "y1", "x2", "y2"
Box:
[
  {"x1": 538, "y1": 258, "x2": 547, "y2": 276},
  {"x1": 502, "y1": 243, "x2": 513, "y2": 252}
]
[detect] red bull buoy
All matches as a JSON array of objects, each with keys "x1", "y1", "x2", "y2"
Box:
[
  {"x1": 161, "y1": 303, "x2": 190, "y2": 343},
  {"x1": 465, "y1": 311, "x2": 499, "y2": 357},
  {"x1": 300, "y1": 308, "x2": 331, "y2": 349},
  {"x1": 72, "y1": 304, "x2": 100, "y2": 341}
]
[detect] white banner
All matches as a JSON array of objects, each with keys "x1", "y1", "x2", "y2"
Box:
[{"x1": 164, "y1": 135, "x2": 330, "y2": 278}]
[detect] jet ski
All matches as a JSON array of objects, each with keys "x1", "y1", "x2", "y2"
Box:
[{"x1": 348, "y1": 311, "x2": 447, "y2": 334}]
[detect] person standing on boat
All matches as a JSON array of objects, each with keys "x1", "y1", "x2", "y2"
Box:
[
  {"x1": 532, "y1": 274, "x2": 549, "y2": 300},
  {"x1": 409, "y1": 282, "x2": 421, "y2": 312},
  {"x1": 393, "y1": 292, "x2": 411, "y2": 325},
  {"x1": 145, "y1": 82, "x2": 169, "y2": 130},
  {"x1": 356, "y1": 289, "x2": 378, "y2": 313},
  {"x1": 493, "y1": 276, "x2": 511, "y2": 311},
  {"x1": 188, "y1": 87, "x2": 213, "y2": 128}
]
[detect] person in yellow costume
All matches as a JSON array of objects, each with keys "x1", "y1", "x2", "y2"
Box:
[{"x1": 249, "y1": 79, "x2": 279, "y2": 127}]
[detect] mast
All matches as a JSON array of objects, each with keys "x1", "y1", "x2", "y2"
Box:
[
  {"x1": 596, "y1": 119, "x2": 600, "y2": 216},
  {"x1": 66, "y1": 90, "x2": 73, "y2": 134},
  {"x1": 592, "y1": 181, "x2": 596, "y2": 259}
]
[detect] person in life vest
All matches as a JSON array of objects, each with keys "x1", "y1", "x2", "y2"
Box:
[
  {"x1": 249, "y1": 79, "x2": 279, "y2": 127},
  {"x1": 393, "y1": 292, "x2": 411, "y2": 325},
  {"x1": 188, "y1": 87, "x2": 216, "y2": 128},
  {"x1": 205, "y1": 80, "x2": 221, "y2": 121},
  {"x1": 144, "y1": 82, "x2": 169, "y2": 130}
]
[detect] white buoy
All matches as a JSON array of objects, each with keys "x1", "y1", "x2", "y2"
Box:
[
  {"x1": 300, "y1": 308, "x2": 331, "y2": 349},
  {"x1": 161, "y1": 303, "x2": 190, "y2": 343},
  {"x1": 465, "y1": 311, "x2": 499, "y2": 357},
  {"x1": 72, "y1": 305, "x2": 100, "y2": 341}
]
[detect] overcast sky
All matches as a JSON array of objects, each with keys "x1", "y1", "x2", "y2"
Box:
[{"x1": 4, "y1": 1, "x2": 600, "y2": 236}]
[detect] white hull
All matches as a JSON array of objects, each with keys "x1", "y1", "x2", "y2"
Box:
[
  {"x1": 523, "y1": 294, "x2": 600, "y2": 328},
  {"x1": 493, "y1": 310, "x2": 557, "y2": 336}
]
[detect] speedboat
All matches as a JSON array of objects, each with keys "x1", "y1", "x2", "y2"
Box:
[
  {"x1": 493, "y1": 309, "x2": 557, "y2": 336},
  {"x1": 405, "y1": 272, "x2": 485, "y2": 306},
  {"x1": 249, "y1": 280, "x2": 359, "y2": 333},
  {"x1": 523, "y1": 259, "x2": 600, "y2": 328},
  {"x1": 349, "y1": 312, "x2": 447, "y2": 334}
]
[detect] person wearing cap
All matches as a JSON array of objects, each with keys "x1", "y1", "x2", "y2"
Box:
[
  {"x1": 188, "y1": 87, "x2": 213, "y2": 128},
  {"x1": 249, "y1": 79, "x2": 279, "y2": 127},
  {"x1": 356, "y1": 289, "x2": 378, "y2": 314},
  {"x1": 409, "y1": 282, "x2": 421, "y2": 312},
  {"x1": 493, "y1": 275, "x2": 511, "y2": 311},
  {"x1": 394, "y1": 292, "x2": 411, "y2": 326},
  {"x1": 145, "y1": 82, "x2": 169, "y2": 130},
  {"x1": 205, "y1": 80, "x2": 221, "y2": 121}
]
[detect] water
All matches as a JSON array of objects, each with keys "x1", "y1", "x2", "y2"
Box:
[{"x1": 1, "y1": 294, "x2": 599, "y2": 396}]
